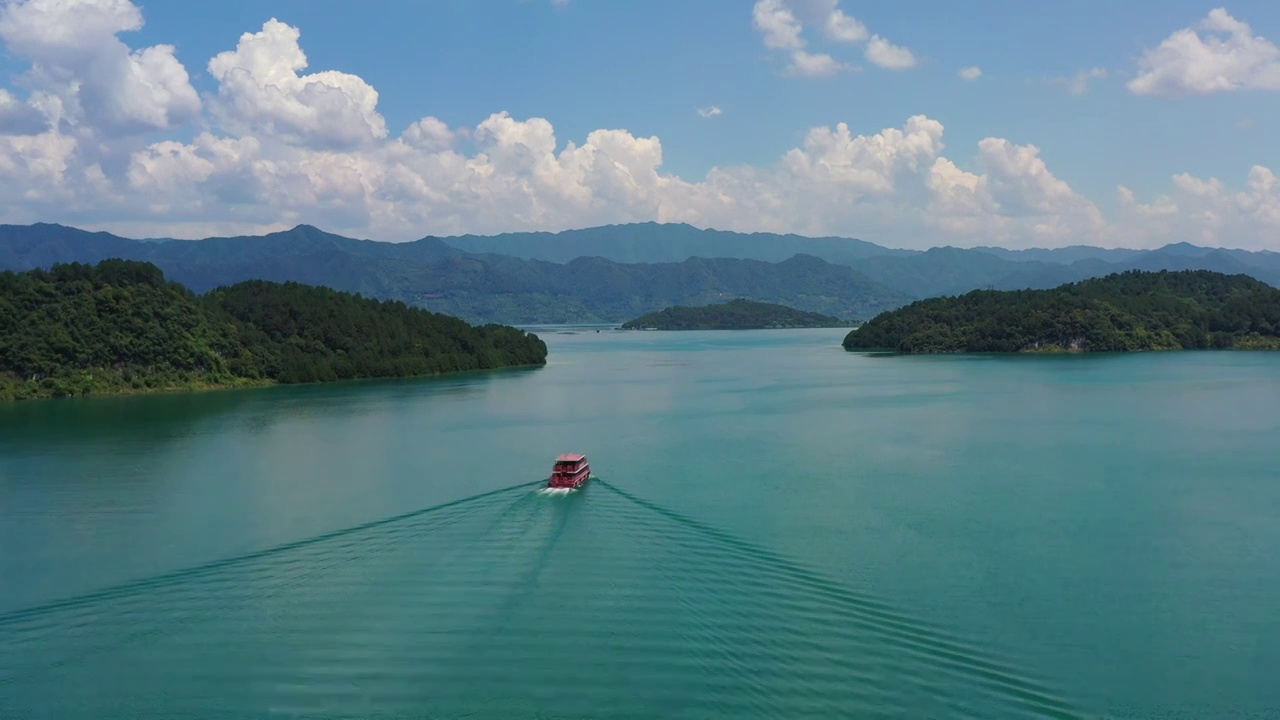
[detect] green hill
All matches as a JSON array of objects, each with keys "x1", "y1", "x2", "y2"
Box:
[
  {"x1": 0, "y1": 260, "x2": 547, "y2": 400},
  {"x1": 843, "y1": 269, "x2": 1280, "y2": 354},
  {"x1": 620, "y1": 299, "x2": 851, "y2": 330}
]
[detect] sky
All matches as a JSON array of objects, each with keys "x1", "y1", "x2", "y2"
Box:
[{"x1": 0, "y1": 0, "x2": 1279, "y2": 250}]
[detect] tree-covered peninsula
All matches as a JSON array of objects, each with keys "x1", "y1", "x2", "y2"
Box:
[
  {"x1": 0, "y1": 260, "x2": 547, "y2": 400},
  {"x1": 843, "y1": 269, "x2": 1280, "y2": 354},
  {"x1": 620, "y1": 298, "x2": 854, "y2": 330}
]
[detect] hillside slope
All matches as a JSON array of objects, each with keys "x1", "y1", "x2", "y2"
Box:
[
  {"x1": 620, "y1": 299, "x2": 848, "y2": 330},
  {"x1": 843, "y1": 270, "x2": 1280, "y2": 354},
  {"x1": 0, "y1": 260, "x2": 547, "y2": 400}
]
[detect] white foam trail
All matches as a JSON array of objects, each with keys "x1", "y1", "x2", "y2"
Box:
[{"x1": 536, "y1": 487, "x2": 575, "y2": 496}]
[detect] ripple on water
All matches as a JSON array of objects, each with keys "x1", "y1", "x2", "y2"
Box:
[{"x1": 0, "y1": 479, "x2": 1090, "y2": 719}]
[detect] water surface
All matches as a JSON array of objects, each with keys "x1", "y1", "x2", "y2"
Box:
[{"x1": 2, "y1": 327, "x2": 1278, "y2": 718}]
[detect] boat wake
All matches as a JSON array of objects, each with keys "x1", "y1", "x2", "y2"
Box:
[
  {"x1": 0, "y1": 475, "x2": 1092, "y2": 720},
  {"x1": 535, "y1": 486, "x2": 576, "y2": 497}
]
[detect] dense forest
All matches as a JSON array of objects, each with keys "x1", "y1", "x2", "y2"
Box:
[
  {"x1": 843, "y1": 269, "x2": 1280, "y2": 353},
  {"x1": 0, "y1": 260, "x2": 547, "y2": 400},
  {"x1": 620, "y1": 299, "x2": 853, "y2": 330}
]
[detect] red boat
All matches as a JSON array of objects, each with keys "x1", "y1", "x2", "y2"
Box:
[{"x1": 548, "y1": 453, "x2": 591, "y2": 489}]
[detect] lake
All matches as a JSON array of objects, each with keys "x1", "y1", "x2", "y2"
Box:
[{"x1": 2, "y1": 327, "x2": 1278, "y2": 719}]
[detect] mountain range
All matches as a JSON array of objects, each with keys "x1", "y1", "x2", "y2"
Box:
[
  {"x1": 442, "y1": 222, "x2": 1280, "y2": 296},
  {"x1": 2, "y1": 221, "x2": 1278, "y2": 325}
]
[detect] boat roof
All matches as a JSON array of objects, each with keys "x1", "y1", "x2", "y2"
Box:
[{"x1": 556, "y1": 453, "x2": 587, "y2": 462}]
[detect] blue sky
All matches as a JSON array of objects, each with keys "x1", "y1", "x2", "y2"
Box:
[{"x1": 1, "y1": 0, "x2": 1279, "y2": 249}]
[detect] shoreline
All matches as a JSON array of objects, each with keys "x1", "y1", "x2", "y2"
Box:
[
  {"x1": 0, "y1": 362, "x2": 548, "y2": 403},
  {"x1": 843, "y1": 345, "x2": 1280, "y2": 356},
  {"x1": 619, "y1": 324, "x2": 858, "y2": 331}
]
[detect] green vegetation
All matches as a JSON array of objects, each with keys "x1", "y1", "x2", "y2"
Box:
[
  {"x1": 0, "y1": 260, "x2": 547, "y2": 400},
  {"x1": 620, "y1": 298, "x2": 854, "y2": 330},
  {"x1": 843, "y1": 269, "x2": 1280, "y2": 354}
]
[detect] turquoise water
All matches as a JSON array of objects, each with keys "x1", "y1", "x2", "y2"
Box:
[{"x1": 2, "y1": 327, "x2": 1278, "y2": 718}]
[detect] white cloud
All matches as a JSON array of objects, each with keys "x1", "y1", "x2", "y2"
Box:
[
  {"x1": 1, "y1": 0, "x2": 1278, "y2": 252},
  {"x1": 401, "y1": 116, "x2": 458, "y2": 152},
  {"x1": 865, "y1": 35, "x2": 917, "y2": 70},
  {"x1": 103, "y1": 109, "x2": 1119, "y2": 250},
  {"x1": 0, "y1": 89, "x2": 49, "y2": 134},
  {"x1": 1117, "y1": 166, "x2": 1280, "y2": 247},
  {"x1": 206, "y1": 18, "x2": 389, "y2": 149},
  {"x1": 958, "y1": 66, "x2": 982, "y2": 81},
  {"x1": 1063, "y1": 68, "x2": 1109, "y2": 96},
  {"x1": 786, "y1": 50, "x2": 853, "y2": 77},
  {"x1": 823, "y1": 8, "x2": 867, "y2": 43},
  {"x1": 786, "y1": 0, "x2": 867, "y2": 43},
  {"x1": 752, "y1": 0, "x2": 910, "y2": 77},
  {"x1": 752, "y1": 0, "x2": 804, "y2": 50},
  {"x1": 0, "y1": 0, "x2": 201, "y2": 137},
  {"x1": 922, "y1": 139, "x2": 1106, "y2": 243},
  {"x1": 696, "y1": 106, "x2": 722, "y2": 118},
  {"x1": 1129, "y1": 8, "x2": 1280, "y2": 95}
]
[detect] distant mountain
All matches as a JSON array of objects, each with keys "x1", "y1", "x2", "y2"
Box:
[
  {"x1": 435, "y1": 222, "x2": 1280, "y2": 297},
  {"x1": 823, "y1": 242, "x2": 1279, "y2": 299},
  {"x1": 439, "y1": 221, "x2": 918, "y2": 264},
  {"x1": 3, "y1": 222, "x2": 1278, "y2": 324},
  {"x1": 968, "y1": 245, "x2": 1147, "y2": 264},
  {"x1": 0, "y1": 223, "x2": 908, "y2": 324}
]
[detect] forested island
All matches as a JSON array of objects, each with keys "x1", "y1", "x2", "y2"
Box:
[
  {"x1": 843, "y1": 269, "x2": 1280, "y2": 353},
  {"x1": 0, "y1": 260, "x2": 548, "y2": 400},
  {"x1": 620, "y1": 299, "x2": 854, "y2": 330}
]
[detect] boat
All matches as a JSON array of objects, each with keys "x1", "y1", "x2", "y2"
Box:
[{"x1": 548, "y1": 453, "x2": 591, "y2": 489}]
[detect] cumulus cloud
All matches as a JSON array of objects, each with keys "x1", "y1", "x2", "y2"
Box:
[
  {"x1": 206, "y1": 19, "x2": 389, "y2": 149},
  {"x1": 100, "y1": 108, "x2": 1120, "y2": 249},
  {"x1": 1117, "y1": 167, "x2": 1280, "y2": 246},
  {"x1": 753, "y1": 0, "x2": 804, "y2": 51},
  {"x1": 958, "y1": 66, "x2": 982, "y2": 81},
  {"x1": 1, "y1": 0, "x2": 1278, "y2": 251},
  {"x1": 822, "y1": 7, "x2": 867, "y2": 43},
  {"x1": 401, "y1": 116, "x2": 458, "y2": 152},
  {"x1": 0, "y1": 0, "x2": 200, "y2": 137},
  {"x1": 696, "y1": 106, "x2": 722, "y2": 118},
  {"x1": 752, "y1": 0, "x2": 911, "y2": 77},
  {"x1": 785, "y1": 50, "x2": 852, "y2": 77},
  {"x1": 0, "y1": 89, "x2": 49, "y2": 134},
  {"x1": 1128, "y1": 8, "x2": 1280, "y2": 95},
  {"x1": 864, "y1": 35, "x2": 917, "y2": 70},
  {"x1": 784, "y1": 0, "x2": 866, "y2": 43}
]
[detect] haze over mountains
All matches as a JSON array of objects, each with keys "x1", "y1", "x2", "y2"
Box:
[
  {"x1": 443, "y1": 222, "x2": 1280, "y2": 296},
  {"x1": 3, "y1": 221, "x2": 1279, "y2": 325}
]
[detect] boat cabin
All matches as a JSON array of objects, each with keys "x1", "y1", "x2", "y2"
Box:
[{"x1": 549, "y1": 453, "x2": 591, "y2": 489}]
